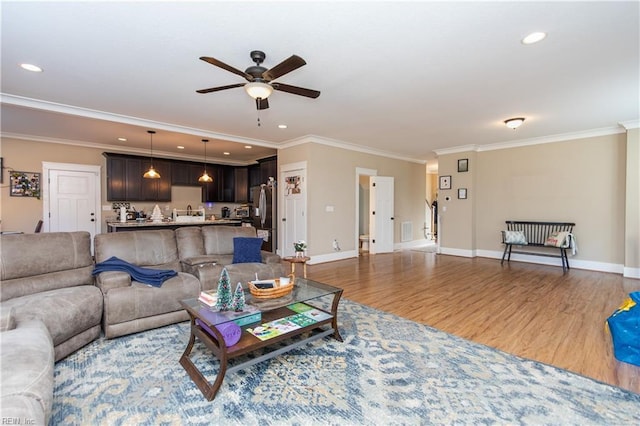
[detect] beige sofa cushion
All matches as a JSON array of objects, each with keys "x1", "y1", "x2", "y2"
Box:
[
  {"x1": 94, "y1": 229, "x2": 181, "y2": 271},
  {"x1": 0, "y1": 232, "x2": 94, "y2": 302}
]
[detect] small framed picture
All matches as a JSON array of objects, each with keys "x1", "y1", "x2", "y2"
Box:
[
  {"x1": 439, "y1": 175, "x2": 451, "y2": 190},
  {"x1": 458, "y1": 158, "x2": 469, "y2": 173},
  {"x1": 10, "y1": 171, "x2": 41, "y2": 199},
  {"x1": 458, "y1": 188, "x2": 467, "y2": 199}
]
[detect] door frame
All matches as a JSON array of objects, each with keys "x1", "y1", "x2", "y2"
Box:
[
  {"x1": 279, "y1": 160, "x2": 307, "y2": 258},
  {"x1": 355, "y1": 167, "x2": 377, "y2": 255},
  {"x1": 42, "y1": 162, "x2": 102, "y2": 234}
]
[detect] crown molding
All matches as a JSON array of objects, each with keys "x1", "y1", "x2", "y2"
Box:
[
  {"x1": 0, "y1": 93, "x2": 277, "y2": 148},
  {"x1": 619, "y1": 119, "x2": 640, "y2": 130},
  {"x1": 434, "y1": 126, "x2": 627, "y2": 157},
  {"x1": 280, "y1": 134, "x2": 426, "y2": 164},
  {"x1": 0, "y1": 132, "x2": 251, "y2": 166}
]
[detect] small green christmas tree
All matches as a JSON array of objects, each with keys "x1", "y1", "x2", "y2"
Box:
[
  {"x1": 215, "y1": 268, "x2": 232, "y2": 311},
  {"x1": 232, "y1": 282, "x2": 246, "y2": 312}
]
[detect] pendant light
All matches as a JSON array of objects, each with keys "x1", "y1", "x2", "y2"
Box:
[
  {"x1": 143, "y1": 130, "x2": 160, "y2": 179},
  {"x1": 198, "y1": 139, "x2": 213, "y2": 183}
]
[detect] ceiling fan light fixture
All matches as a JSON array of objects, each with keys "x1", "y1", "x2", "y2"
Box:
[
  {"x1": 504, "y1": 117, "x2": 525, "y2": 129},
  {"x1": 143, "y1": 130, "x2": 160, "y2": 179},
  {"x1": 244, "y1": 82, "x2": 273, "y2": 99}
]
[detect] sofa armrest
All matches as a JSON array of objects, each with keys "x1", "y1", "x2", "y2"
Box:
[
  {"x1": 0, "y1": 306, "x2": 16, "y2": 332},
  {"x1": 95, "y1": 271, "x2": 132, "y2": 293},
  {"x1": 261, "y1": 251, "x2": 282, "y2": 265}
]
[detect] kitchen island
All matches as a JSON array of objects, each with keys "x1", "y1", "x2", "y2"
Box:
[{"x1": 107, "y1": 219, "x2": 242, "y2": 232}]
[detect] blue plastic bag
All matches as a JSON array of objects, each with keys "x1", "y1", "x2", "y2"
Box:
[{"x1": 607, "y1": 291, "x2": 640, "y2": 366}]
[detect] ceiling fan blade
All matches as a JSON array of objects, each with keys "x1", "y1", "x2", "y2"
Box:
[
  {"x1": 256, "y1": 98, "x2": 269, "y2": 110},
  {"x1": 200, "y1": 56, "x2": 252, "y2": 81},
  {"x1": 262, "y1": 55, "x2": 306, "y2": 81},
  {"x1": 272, "y1": 83, "x2": 320, "y2": 99},
  {"x1": 196, "y1": 83, "x2": 245, "y2": 94}
]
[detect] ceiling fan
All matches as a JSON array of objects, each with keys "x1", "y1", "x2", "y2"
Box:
[{"x1": 197, "y1": 50, "x2": 320, "y2": 110}]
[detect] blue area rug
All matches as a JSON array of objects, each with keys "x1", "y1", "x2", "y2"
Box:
[{"x1": 51, "y1": 299, "x2": 640, "y2": 425}]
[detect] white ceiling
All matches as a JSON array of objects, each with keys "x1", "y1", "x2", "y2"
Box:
[{"x1": 1, "y1": 1, "x2": 638, "y2": 165}]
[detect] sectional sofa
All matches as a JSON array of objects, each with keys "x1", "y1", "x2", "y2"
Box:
[{"x1": 0, "y1": 226, "x2": 284, "y2": 423}]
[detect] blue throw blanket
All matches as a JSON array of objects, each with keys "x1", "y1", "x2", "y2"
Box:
[{"x1": 93, "y1": 256, "x2": 177, "y2": 288}]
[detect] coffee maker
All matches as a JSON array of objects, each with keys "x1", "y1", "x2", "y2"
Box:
[{"x1": 221, "y1": 206, "x2": 230, "y2": 218}]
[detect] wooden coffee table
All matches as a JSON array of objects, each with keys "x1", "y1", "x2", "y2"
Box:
[{"x1": 179, "y1": 277, "x2": 343, "y2": 401}]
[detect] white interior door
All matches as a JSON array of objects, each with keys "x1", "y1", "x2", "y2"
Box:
[
  {"x1": 47, "y1": 167, "x2": 100, "y2": 240},
  {"x1": 281, "y1": 168, "x2": 306, "y2": 257},
  {"x1": 369, "y1": 176, "x2": 394, "y2": 254}
]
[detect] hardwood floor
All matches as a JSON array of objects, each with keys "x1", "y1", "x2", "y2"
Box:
[{"x1": 306, "y1": 249, "x2": 640, "y2": 394}]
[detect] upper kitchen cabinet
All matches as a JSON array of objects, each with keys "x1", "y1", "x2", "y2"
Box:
[
  {"x1": 172, "y1": 161, "x2": 206, "y2": 186},
  {"x1": 141, "y1": 159, "x2": 172, "y2": 201},
  {"x1": 234, "y1": 167, "x2": 249, "y2": 202},
  {"x1": 105, "y1": 153, "x2": 171, "y2": 201},
  {"x1": 259, "y1": 156, "x2": 278, "y2": 183},
  {"x1": 201, "y1": 165, "x2": 224, "y2": 202}
]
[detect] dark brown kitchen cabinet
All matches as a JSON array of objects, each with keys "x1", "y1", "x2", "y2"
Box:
[
  {"x1": 234, "y1": 167, "x2": 249, "y2": 202},
  {"x1": 201, "y1": 165, "x2": 224, "y2": 202},
  {"x1": 172, "y1": 162, "x2": 206, "y2": 186},
  {"x1": 259, "y1": 156, "x2": 277, "y2": 183},
  {"x1": 105, "y1": 154, "x2": 142, "y2": 201},
  {"x1": 141, "y1": 159, "x2": 172, "y2": 201},
  {"x1": 105, "y1": 153, "x2": 171, "y2": 201}
]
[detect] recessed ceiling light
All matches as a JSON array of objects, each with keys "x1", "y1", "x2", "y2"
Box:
[
  {"x1": 223, "y1": 152, "x2": 230, "y2": 155},
  {"x1": 117, "y1": 137, "x2": 127, "y2": 142},
  {"x1": 20, "y1": 63, "x2": 43, "y2": 72},
  {"x1": 278, "y1": 124, "x2": 288, "y2": 129},
  {"x1": 244, "y1": 145, "x2": 252, "y2": 149},
  {"x1": 177, "y1": 146, "x2": 185, "y2": 150},
  {"x1": 522, "y1": 32, "x2": 546, "y2": 45}
]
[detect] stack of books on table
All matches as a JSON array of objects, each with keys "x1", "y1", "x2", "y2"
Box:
[
  {"x1": 197, "y1": 304, "x2": 262, "y2": 327},
  {"x1": 198, "y1": 290, "x2": 217, "y2": 306},
  {"x1": 246, "y1": 303, "x2": 333, "y2": 341}
]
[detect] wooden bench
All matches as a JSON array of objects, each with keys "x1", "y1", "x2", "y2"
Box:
[{"x1": 501, "y1": 221, "x2": 575, "y2": 271}]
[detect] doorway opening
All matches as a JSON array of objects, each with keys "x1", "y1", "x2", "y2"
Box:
[{"x1": 355, "y1": 167, "x2": 376, "y2": 256}]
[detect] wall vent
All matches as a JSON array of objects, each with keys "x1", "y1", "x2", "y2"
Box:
[{"x1": 401, "y1": 221, "x2": 413, "y2": 242}]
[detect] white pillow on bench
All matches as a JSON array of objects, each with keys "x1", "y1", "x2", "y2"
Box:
[{"x1": 504, "y1": 230, "x2": 527, "y2": 245}]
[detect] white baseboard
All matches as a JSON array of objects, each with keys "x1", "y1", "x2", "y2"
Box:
[
  {"x1": 438, "y1": 247, "x2": 475, "y2": 258},
  {"x1": 474, "y1": 249, "x2": 624, "y2": 274},
  {"x1": 307, "y1": 250, "x2": 358, "y2": 265},
  {"x1": 623, "y1": 267, "x2": 640, "y2": 279}
]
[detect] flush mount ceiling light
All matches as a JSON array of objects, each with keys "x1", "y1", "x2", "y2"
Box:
[
  {"x1": 20, "y1": 63, "x2": 43, "y2": 72},
  {"x1": 278, "y1": 124, "x2": 288, "y2": 129},
  {"x1": 504, "y1": 117, "x2": 526, "y2": 129},
  {"x1": 198, "y1": 139, "x2": 213, "y2": 183},
  {"x1": 143, "y1": 130, "x2": 160, "y2": 179},
  {"x1": 244, "y1": 82, "x2": 274, "y2": 100},
  {"x1": 522, "y1": 32, "x2": 547, "y2": 45}
]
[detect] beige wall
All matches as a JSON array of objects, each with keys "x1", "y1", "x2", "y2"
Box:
[
  {"x1": 438, "y1": 132, "x2": 629, "y2": 270},
  {"x1": 278, "y1": 142, "x2": 427, "y2": 256}
]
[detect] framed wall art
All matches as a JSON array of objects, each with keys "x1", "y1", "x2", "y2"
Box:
[
  {"x1": 458, "y1": 158, "x2": 469, "y2": 173},
  {"x1": 439, "y1": 175, "x2": 451, "y2": 190},
  {"x1": 10, "y1": 171, "x2": 41, "y2": 199}
]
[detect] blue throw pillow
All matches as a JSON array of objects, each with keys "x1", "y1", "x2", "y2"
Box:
[{"x1": 232, "y1": 237, "x2": 263, "y2": 264}]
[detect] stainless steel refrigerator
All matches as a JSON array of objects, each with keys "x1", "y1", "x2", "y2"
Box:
[{"x1": 251, "y1": 184, "x2": 276, "y2": 252}]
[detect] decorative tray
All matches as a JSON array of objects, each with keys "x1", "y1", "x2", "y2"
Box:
[{"x1": 249, "y1": 277, "x2": 295, "y2": 299}]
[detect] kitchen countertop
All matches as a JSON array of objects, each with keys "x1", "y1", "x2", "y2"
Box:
[{"x1": 107, "y1": 218, "x2": 242, "y2": 231}]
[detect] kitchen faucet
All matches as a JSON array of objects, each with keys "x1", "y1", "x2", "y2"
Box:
[{"x1": 186, "y1": 205, "x2": 192, "y2": 216}]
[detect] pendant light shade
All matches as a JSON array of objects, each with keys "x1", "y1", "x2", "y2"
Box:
[
  {"x1": 198, "y1": 139, "x2": 213, "y2": 183},
  {"x1": 143, "y1": 130, "x2": 160, "y2": 179}
]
